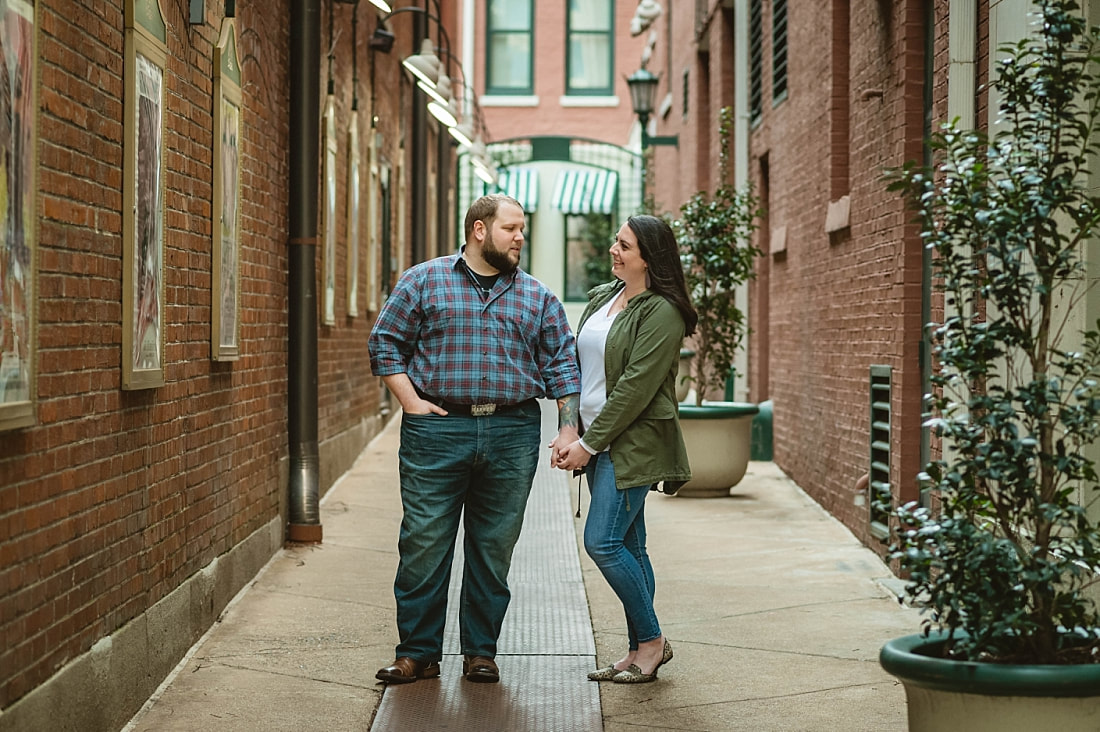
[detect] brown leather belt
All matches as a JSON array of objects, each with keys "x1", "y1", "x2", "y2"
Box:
[{"x1": 415, "y1": 389, "x2": 535, "y2": 416}]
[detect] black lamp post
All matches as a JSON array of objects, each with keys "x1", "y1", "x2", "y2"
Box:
[
  {"x1": 626, "y1": 66, "x2": 677, "y2": 204},
  {"x1": 626, "y1": 67, "x2": 659, "y2": 142}
]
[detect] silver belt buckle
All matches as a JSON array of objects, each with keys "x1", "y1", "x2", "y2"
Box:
[{"x1": 470, "y1": 403, "x2": 497, "y2": 416}]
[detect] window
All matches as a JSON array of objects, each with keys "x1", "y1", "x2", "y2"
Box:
[
  {"x1": 564, "y1": 214, "x2": 612, "y2": 302},
  {"x1": 772, "y1": 0, "x2": 788, "y2": 102},
  {"x1": 486, "y1": 0, "x2": 534, "y2": 95},
  {"x1": 749, "y1": 0, "x2": 763, "y2": 122},
  {"x1": 566, "y1": 0, "x2": 613, "y2": 95}
]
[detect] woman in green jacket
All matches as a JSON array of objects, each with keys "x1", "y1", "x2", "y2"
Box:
[{"x1": 553, "y1": 215, "x2": 696, "y2": 683}]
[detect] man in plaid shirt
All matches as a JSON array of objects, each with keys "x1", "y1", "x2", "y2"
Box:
[{"x1": 368, "y1": 194, "x2": 581, "y2": 685}]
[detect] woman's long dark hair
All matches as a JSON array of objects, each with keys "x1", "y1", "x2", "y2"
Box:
[{"x1": 626, "y1": 215, "x2": 698, "y2": 336}]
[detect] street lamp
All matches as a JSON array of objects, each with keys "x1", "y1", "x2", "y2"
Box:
[
  {"x1": 625, "y1": 66, "x2": 677, "y2": 204},
  {"x1": 626, "y1": 67, "x2": 659, "y2": 133}
]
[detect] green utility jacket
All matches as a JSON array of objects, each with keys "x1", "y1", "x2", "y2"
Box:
[{"x1": 577, "y1": 281, "x2": 692, "y2": 491}]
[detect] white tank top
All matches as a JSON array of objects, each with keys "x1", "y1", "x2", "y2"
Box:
[{"x1": 578, "y1": 296, "x2": 618, "y2": 449}]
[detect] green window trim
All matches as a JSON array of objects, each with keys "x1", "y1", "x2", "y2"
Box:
[
  {"x1": 565, "y1": 0, "x2": 614, "y2": 96},
  {"x1": 563, "y1": 213, "x2": 613, "y2": 302},
  {"x1": 486, "y1": 0, "x2": 534, "y2": 96}
]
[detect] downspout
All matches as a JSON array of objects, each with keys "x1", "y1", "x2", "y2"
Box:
[
  {"x1": 411, "y1": 11, "x2": 428, "y2": 263},
  {"x1": 732, "y1": 0, "x2": 750, "y2": 402},
  {"x1": 287, "y1": 0, "x2": 323, "y2": 543}
]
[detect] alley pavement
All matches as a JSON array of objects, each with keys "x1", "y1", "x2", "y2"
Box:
[{"x1": 123, "y1": 402, "x2": 920, "y2": 732}]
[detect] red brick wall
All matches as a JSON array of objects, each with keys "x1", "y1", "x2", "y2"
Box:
[
  {"x1": 0, "y1": 0, "x2": 292, "y2": 708},
  {"x1": 0, "y1": 0, "x2": 443, "y2": 711},
  {"x1": 319, "y1": 0, "x2": 396, "y2": 438},
  {"x1": 646, "y1": 0, "x2": 947, "y2": 551},
  {"x1": 743, "y1": 0, "x2": 932, "y2": 548},
  {"x1": 474, "y1": 0, "x2": 649, "y2": 145},
  {"x1": 648, "y1": 1, "x2": 707, "y2": 214}
]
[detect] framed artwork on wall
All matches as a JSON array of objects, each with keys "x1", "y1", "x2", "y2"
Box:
[
  {"x1": 321, "y1": 95, "x2": 337, "y2": 326},
  {"x1": 122, "y1": 0, "x2": 167, "y2": 390},
  {"x1": 395, "y1": 154, "x2": 406, "y2": 281},
  {"x1": 212, "y1": 18, "x2": 241, "y2": 360},
  {"x1": 346, "y1": 110, "x2": 360, "y2": 317},
  {"x1": 365, "y1": 126, "x2": 379, "y2": 313},
  {"x1": 0, "y1": 0, "x2": 37, "y2": 431},
  {"x1": 379, "y1": 162, "x2": 392, "y2": 300}
]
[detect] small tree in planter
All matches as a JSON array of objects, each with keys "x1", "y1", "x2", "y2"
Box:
[
  {"x1": 887, "y1": 0, "x2": 1100, "y2": 666},
  {"x1": 674, "y1": 106, "x2": 761, "y2": 406}
]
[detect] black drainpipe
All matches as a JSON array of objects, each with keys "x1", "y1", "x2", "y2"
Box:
[
  {"x1": 287, "y1": 0, "x2": 323, "y2": 544},
  {"x1": 410, "y1": 13, "x2": 428, "y2": 262}
]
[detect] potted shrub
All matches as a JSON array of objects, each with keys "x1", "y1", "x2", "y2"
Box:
[
  {"x1": 880, "y1": 2, "x2": 1100, "y2": 728},
  {"x1": 672, "y1": 106, "x2": 762, "y2": 497}
]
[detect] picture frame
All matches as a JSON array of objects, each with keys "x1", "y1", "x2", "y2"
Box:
[
  {"x1": 321, "y1": 94, "x2": 337, "y2": 326},
  {"x1": 346, "y1": 110, "x2": 360, "y2": 317},
  {"x1": 395, "y1": 154, "x2": 406, "y2": 281},
  {"x1": 212, "y1": 18, "x2": 241, "y2": 360},
  {"x1": 122, "y1": 0, "x2": 167, "y2": 389},
  {"x1": 365, "y1": 127, "x2": 380, "y2": 313},
  {"x1": 0, "y1": 0, "x2": 37, "y2": 431}
]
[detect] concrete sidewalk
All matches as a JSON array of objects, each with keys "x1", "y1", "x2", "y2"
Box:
[{"x1": 123, "y1": 406, "x2": 920, "y2": 732}]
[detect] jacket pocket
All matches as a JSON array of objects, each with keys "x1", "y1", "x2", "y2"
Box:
[{"x1": 639, "y1": 398, "x2": 676, "y2": 420}]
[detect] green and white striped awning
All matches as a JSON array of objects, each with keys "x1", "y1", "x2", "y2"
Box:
[
  {"x1": 551, "y1": 169, "x2": 618, "y2": 215},
  {"x1": 484, "y1": 167, "x2": 539, "y2": 211}
]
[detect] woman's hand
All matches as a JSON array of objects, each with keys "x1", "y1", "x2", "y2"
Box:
[{"x1": 554, "y1": 440, "x2": 592, "y2": 472}]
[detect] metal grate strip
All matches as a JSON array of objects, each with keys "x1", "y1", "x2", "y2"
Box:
[{"x1": 371, "y1": 402, "x2": 602, "y2": 731}]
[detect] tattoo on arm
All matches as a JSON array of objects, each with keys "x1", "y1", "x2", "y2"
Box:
[{"x1": 558, "y1": 394, "x2": 580, "y2": 430}]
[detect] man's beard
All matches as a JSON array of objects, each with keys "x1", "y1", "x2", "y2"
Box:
[{"x1": 482, "y1": 233, "x2": 519, "y2": 273}]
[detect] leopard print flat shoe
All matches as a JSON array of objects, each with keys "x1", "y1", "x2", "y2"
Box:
[
  {"x1": 587, "y1": 665, "x2": 620, "y2": 681},
  {"x1": 611, "y1": 639, "x2": 673, "y2": 684},
  {"x1": 611, "y1": 663, "x2": 657, "y2": 684}
]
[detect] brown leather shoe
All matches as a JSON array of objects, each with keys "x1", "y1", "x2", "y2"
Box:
[
  {"x1": 462, "y1": 655, "x2": 500, "y2": 683},
  {"x1": 375, "y1": 657, "x2": 441, "y2": 684}
]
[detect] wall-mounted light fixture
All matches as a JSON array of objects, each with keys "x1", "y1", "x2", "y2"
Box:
[
  {"x1": 626, "y1": 67, "x2": 678, "y2": 148},
  {"x1": 369, "y1": 6, "x2": 469, "y2": 134},
  {"x1": 448, "y1": 118, "x2": 474, "y2": 148},
  {"x1": 368, "y1": 3, "x2": 493, "y2": 180},
  {"x1": 468, "y1": 138, "x2": 498, "y2": 185},
  {"x1": 370, "y1": 6, "x2": 450, "y2": 93},
  {"x1": 626, "y1": 65, "x2": 678, "y2": 201},
  {"x1": 402, "y1": 38, "x2": 441, "y2": 89}
]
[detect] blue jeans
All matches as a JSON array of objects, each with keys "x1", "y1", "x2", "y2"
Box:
[
  {"x1": 393, "y1": 403, "x2": 541, "y2": 662},
  {"x1": 583, "y1": 452, "x2": 661, "y2": 650}
]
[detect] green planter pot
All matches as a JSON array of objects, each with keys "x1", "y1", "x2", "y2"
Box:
[
  {"x1": 676, "y1": 349, "x2": 695, "y2": 403},
  {"x1": 880, "y1": 632, "x2": 1100, "y2": 731},
  {"x1": 676, "y1": 402, "x2": 759, "y2": 498}
]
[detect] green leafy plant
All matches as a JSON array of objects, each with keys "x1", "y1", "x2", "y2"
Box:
[
  {"x1": 888, "y1": 0, "x2": 1100, "y2": 665},
  {"x1": 582, "y1": 213, "x2": 613, "y2": 291},
  {"x1": 674, "y1": 106, "x2": 761, "y2": 406}
]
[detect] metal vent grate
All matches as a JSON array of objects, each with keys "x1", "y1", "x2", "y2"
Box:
[
  {"x1": 869, "y1": 365, "x2": 892, "y2": 541},
  {"x1": 749, "y1": 0, "x2": 763, "y2": 121},
  {"x1": 371, "y1": 402, "x2": 601, "y2": 731},
  {"x1": 772, "y1": 0, "x2": 788, "y2": 100}
]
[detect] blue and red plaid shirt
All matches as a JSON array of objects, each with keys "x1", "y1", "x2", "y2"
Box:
[{"x1": 368, "y1": 253, "x2": 581, "y2": 404}]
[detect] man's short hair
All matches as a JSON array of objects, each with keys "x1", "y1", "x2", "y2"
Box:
[{"x1": 464, "y1": 194, "x2": 524, "y2": 243}]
